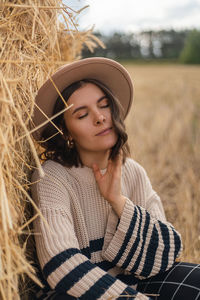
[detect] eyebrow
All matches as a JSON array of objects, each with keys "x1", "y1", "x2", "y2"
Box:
[{"x1": 72, "y1": 96, "x2": 107, "y2": 115}]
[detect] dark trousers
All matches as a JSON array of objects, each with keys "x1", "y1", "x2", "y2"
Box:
[{"x1": 137, "y1": 262, "x2": 200, "y2": 300}]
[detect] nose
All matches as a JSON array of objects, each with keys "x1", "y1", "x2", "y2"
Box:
[{"x1": 94, "y1": 113, "x2": 106, "y2": 125}]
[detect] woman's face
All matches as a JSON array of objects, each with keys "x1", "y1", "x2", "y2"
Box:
[{"x1": 64, "y1": 83, "x2": 118, "y2": 156}]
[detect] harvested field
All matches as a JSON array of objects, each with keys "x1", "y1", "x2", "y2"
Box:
[{"x1": 125, "y1": 63, "x2": 200, "y2": 263}]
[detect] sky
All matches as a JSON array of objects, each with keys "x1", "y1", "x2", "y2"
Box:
[{"x1": 65, "y1": 0, "x2": 200, "y2": 34}]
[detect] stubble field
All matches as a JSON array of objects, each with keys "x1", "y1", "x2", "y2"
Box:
[{"x1": 124, "y1": 63, "x2": 200, "y2": 263}]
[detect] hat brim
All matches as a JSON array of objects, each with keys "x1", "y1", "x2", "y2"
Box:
[{"x1": 32, "y1": 57, "x2": 133, "y2": 141}]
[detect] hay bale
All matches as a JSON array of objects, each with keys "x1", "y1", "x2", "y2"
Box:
[{"x1": 0, "y1": 1, "x2": 103, "y2": 298}]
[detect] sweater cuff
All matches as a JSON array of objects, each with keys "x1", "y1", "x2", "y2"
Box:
[{"x1": 102, "y1": 198, "x2": 135, "y2": 260}]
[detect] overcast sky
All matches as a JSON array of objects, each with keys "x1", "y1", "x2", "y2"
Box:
[{"x1": 66, "y1": 0, "x2": 200, "y2": 34}]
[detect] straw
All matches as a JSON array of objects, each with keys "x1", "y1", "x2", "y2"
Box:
[{"x1": 0, "y1": 1, "x2": 103, "y2": 298}]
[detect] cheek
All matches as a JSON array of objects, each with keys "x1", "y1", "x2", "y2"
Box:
[
  {"x1": 65, "y1": 119, "x2": 90, "y2": 141},
  {"x1": 106, "y1": 109, "x2": 113, "y2": 123}
]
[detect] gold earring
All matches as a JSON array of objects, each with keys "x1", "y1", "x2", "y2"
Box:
[{"x1": 67, "y1": 139, "x2": 74, "y2": 149}]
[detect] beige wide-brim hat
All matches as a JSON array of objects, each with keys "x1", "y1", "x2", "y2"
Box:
[{"x1": 32, "y1": 57, "x2": 133, "y2": 141}]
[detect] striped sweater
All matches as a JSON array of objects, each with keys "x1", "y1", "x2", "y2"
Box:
[{"x1": 31, "y1": 158, "x2": 182, "y2": 299}]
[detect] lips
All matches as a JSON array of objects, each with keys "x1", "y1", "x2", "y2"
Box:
[{"x1": 95, "y1": 127, "x2": 112, "y2": 136}]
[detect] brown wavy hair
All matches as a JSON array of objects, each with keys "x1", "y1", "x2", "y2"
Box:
[{"x1": 40, "y1": 79, "x2": 130, "y2": 167}]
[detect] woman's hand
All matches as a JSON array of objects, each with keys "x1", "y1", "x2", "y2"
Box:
[{"x1": 92, "y1": 152, "x2": 126, "y2": 217}]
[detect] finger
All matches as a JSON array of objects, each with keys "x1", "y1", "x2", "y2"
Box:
[{"x1": 92, "y1": 163, "x2": 102, "y2": 182}]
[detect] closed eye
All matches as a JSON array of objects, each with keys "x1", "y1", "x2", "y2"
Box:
[
  {"x1": 100, "y1": 103, "x2": 110, "y2": 108},
  {"x1": 99, "y1": 97, "x2": 110, "y2": 108},
  {"x1": 78, "y1": 113, "x2": 88, "y2": 119}
]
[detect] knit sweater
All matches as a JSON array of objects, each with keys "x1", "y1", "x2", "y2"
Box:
[{"x1": 31, "y1": 158, "x2": 182, "y2": 300}]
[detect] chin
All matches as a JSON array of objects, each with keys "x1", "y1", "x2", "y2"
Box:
[
  {"x1": 89, "y1": 141, "x2": 116, "y2": 152},
  {"x1": 100, "y1": 140, "x2": 117, "y2": 151},
  {"x1": 81, "y1": 135, "x2": 118, "y2": 153},
  {"x1": 107, "y1": 137, "x2": 118, "y2": 149}
]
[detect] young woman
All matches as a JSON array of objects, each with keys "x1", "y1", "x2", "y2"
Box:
[{"x1": 31, "y1": 57, "x2": 200, "y2": 300}]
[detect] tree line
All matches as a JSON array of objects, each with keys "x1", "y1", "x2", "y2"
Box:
[{"x1": 82, "y1": 29, "x2": 200, "y2": 64}]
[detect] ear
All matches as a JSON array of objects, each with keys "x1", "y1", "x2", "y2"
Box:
[
  {"x1": 60, "y1": 121, "x2": 71, "y2": 140},
  {"x1": 67, "y1": 134, "x2": 73, "y2": 141}
]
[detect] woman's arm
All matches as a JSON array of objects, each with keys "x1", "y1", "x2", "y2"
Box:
[
  {"x1": 102, "y1": 197, "x2": 182, "y2": 279},
  {"x1": 31, "y1": 163, "x2": 151, "y2": 300},
  {"x1": 93, "y1": 155, "x2": 182, "y2": 279}
]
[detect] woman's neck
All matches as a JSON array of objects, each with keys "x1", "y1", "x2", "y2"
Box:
[{"x1": 79, "y1": 149, "x2": 110, "y2": 169}]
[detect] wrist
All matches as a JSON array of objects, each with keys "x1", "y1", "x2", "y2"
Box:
[{"x1": 110, "y1": 195, "x2": 126, "y2": 218}]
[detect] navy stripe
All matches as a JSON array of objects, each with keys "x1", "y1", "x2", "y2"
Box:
[
  {"x1": 119, "y1": 286, "x2": 138, "y2": 299},
  {"x1": 116, "y1": 273, "x2": 138, "y2": 286},
  {"x1": 80, "y1": 246, "x2": 91, "y2": 258},
  {"x1": 140, "y1": 225, "x2": 159, "y2": 277},
  {"x1": 55, "y1": 260, "x2": 95, "y2": 293},
  {"x1": 79, "y1": 273, "x2": 117, "y2": 300},
  {"x1": 96, "y1": 260, "x2": 115, "y2": 271},
  {"x1": 80, "y1": 238, "x2": 104, "y2": 258},
  {"x1": 111, "y1": 206, "x2": 138, "y2": 266},
  {"x1": 130, "y1": 210, "x2": 150, "y2": 273},
  {"x1": 43, "y1": 248, "x2": 80, "y2": 278},
  {"x1": 121, "y1": 206, "x2": 143, "y2": 269},
  {"x1": 172, "y1": 227, "x2": 182, "y2": 260},
  {"x1": 90, "y1": 238, "x2": 104, "y2": 252},
  {"x1": 158, "y1": 221, "x2": 170, "y2": 272}
]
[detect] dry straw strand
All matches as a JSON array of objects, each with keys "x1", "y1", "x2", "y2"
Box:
[{"x1": 0, "y1": 0, "x2": 103, "y2": 299}]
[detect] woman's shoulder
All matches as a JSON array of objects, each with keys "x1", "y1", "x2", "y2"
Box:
[
  {"x1": 123, "y1": 157, "x2": 150, "y2": 184},
  {"x1": 124, "y1": 157, "x2": 147, "y2": 175},
  {"x1": 31, "y1": 159, "x2": 68, "y2": 183},
  {"x1": 42, "y1": 159, "x2": 66, "y2": 172}
]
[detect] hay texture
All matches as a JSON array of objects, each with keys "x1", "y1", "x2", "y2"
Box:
[{"x1": 0, "y1": 1, "x2": 103, "y2": 298}]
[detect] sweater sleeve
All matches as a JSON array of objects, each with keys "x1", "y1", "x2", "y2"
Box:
[
  {"x1": 102, "y1": 161, "x2": 182, "y2": 279},
  {"x1": 31, "y1": 163, "x2": 151, "y2": 300}
]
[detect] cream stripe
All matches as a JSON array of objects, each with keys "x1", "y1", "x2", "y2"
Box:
[
  {"x1": 168, "y1": 226, "x2": 176, "y2": 266},
  {"x1": 148, "y1": 222, "x2": 165, "y2": 277},
  {"x1": 130, "y1": 216, "x2": 154, "y2": 276},
  {"x1": 47, "y1": 253, "x2": 88, "y2": 289},
  {"x1": 91, "y1": 250, "x2": 103, "y2": 263},
  {"x1": 117, "y1": 205, "x2": 143, "y2": 267},
  {"x1": 123, "y1": 207, "x2": 148, "y2": 271},
  {"x1": 128, "y1": 207, "x2": 153, "y2": 272},
  {"x1": 98, "y1": 279, "x2": 127, "y2": 300},
  {"x1": 102, "y1": 201, "x2": 133, "y2": 261},
  {"x1": 67, "y1": 266, "x2": 106, "y2": 298}
]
